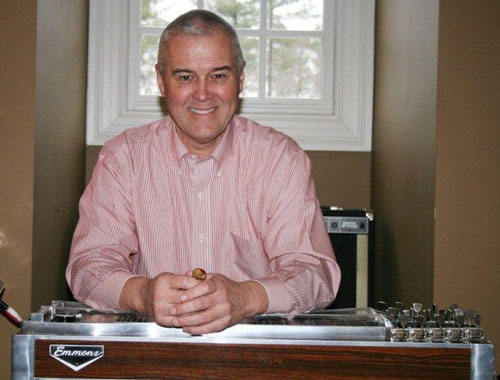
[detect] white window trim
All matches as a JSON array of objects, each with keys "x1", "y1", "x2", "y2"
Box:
[{"x1": 86, "y1": 0, "x2": 374, "y2": 151}]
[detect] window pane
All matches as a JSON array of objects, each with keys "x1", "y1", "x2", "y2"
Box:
[
  {"x1": 140, "y1": 34, "x2": 161, "y2": 95},
  {"x1": 266, "y1": 37, "x2": 321, "y2": 99},
  {"x1": 141, "y1": 0, "x2": 197, "y2": 27},
  {"x1": 205, "y1": 0, "x2": 260, "y2": 29},
  {"x1": 240, "y1": 36, "x2": 259, "y2": 97},
  {"x1": 268, "y1": 0, "x2": 323, "y2": 31}
]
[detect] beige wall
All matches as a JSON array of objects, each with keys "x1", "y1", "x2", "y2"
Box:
[
  {"x1": 0, "y1": 1, "x2": 37, "y2": 377},
  {"x1": 371, "y1": 0, "x2": 439, "y2": 306},
  {"x1": 32, "y1": 0, "x2": 88, "y2": 310},
  {"x1": 435, "y1": 0, "x2": 500, "y2": 368},
  {"x1": 0, "y1": 1, "x2": 88, "y2": 376}
]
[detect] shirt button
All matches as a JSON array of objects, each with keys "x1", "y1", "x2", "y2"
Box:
[
  {"x1": 197, "y1": 191, "x2": 203, "y2": 200},
  {"x1": 216, "y1": 171, "x2": 222, "y2": 178},
  {"x1": 199, "y1": 233, "x2": 205, "y2": 241}
]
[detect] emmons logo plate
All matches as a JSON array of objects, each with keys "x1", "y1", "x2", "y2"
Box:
[{"x1": 49, "y1": 344, "x2": 104, "y2": 371}]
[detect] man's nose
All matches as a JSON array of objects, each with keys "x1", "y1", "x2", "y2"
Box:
[{"x1": 193, "y1": 79, "x2": 211, "y2": 101}]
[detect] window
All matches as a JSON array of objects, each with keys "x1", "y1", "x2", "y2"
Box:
[
  {"x1": 87, "y1": 0, "x2": 374, "y2": 151},
  {"x1": 138, "y1": 1, "x2": 328, "y2": 103}
]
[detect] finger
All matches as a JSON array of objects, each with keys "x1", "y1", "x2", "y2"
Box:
[
  {"x1": 153, "y1": 274, "x2": 200, "y2": 307},
  {"x1": 170, "y1": 290, "x2": 218, "y2": 316},
  {"x1": 152, "y1": 288, "x2": 184, "y2": 305},
  {"x1": 154, "y1": 314, "x2": 178, "y2": 327},
  {"x1": 171, "y1": 305, "x2": 222, "y2": 329},
  {"x1": 158, "y1": 273, "x2": 200, "y2": 290},
  {"x1": 183, "y1": 315, "x2": 233, "y2": 335},
  {"x1": 178, "y1": 277, "x2": 217, "y2": 303},
  {"x1": 156, "y1": 310, "x2": 203, "y2": 327},
  {"x1": 149, "y1": 275, "x2": 197, "y2": 319}
]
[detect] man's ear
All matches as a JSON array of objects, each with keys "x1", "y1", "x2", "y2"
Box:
[{"x1": 155, "y1": 63, "x2": 166, "y2": 97}]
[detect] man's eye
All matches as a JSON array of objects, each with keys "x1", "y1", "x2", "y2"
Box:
[
  {"x1": 178, "y1": 75, "x2": 192, "y2": 81},
  {"x1": 213, "y1": 73, "x2": 226, "y2": 79}
]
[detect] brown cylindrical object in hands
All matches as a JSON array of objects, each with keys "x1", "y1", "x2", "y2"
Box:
[{"x1": 192, "y1": 268, "x2": 207, "y2": 281}]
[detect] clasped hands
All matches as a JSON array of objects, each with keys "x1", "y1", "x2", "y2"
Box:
[{"x1": 120, "y1": 270, "x2": 268, "y2": 335}]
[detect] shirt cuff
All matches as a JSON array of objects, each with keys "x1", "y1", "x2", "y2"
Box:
[
  {"x1": 86, "y1": 271, "x2": 137, "y2": 310},
  {"x1": 252, "y1": 277, "x2": 292, "y2": 314}
]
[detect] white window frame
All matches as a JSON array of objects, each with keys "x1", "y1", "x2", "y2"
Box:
[{"x1": 86, "y1": 0, "x2": 375, "y2": 151}]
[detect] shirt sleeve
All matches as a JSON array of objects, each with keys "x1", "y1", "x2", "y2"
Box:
[
  {"x1": 253, "y1": 148, "x2": 341, "y2": 314},
  {"x1": 66, "y1": 143, "x2": 139, "y2": 309}
]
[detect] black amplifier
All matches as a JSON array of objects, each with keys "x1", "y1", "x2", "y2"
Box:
[{"x1": 322, "y1": 207, "x2": 375, "y2": 309}]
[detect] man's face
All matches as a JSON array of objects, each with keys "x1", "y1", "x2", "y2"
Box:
[{"x1": 156, "y1": 31, "x2": 245, "y2": 157}]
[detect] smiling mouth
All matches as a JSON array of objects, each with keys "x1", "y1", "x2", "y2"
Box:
[{"x1": 190, "y1": 107, "x2": 216, "y2": 115}]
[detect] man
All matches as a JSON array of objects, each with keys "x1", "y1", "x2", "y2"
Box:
[{"x1": 67, "y1": 10, "x2": 340, "y2": 335}]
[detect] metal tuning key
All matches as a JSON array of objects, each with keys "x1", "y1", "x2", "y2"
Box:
[
  {"x1": 398, "y1": 313, "x2": 410, "y2": 329},
  {"x1": 474, "y1": 314, "x2": 481, "y2": 327},
  {"x1": 417, "y1": 314, "x2": 426, "y2": 327},
  {"x1": 394, "y1": 302, "x2": 404, "y2": 314},
  {"x1": 430, "y1": 314, "x2": 446, "y2": 342},
  {"x1": 412, "y1": 303, "x2": 423, "y2": 316},
  {"x1": 390, "y1": 312, "x2": 409, "y2": 342},
  {"x1": 431, "y1": 303, "x2": 438, "y2": 318},
  {"x1": 455, "y1": 311, "x2": 465, "y2": 328},
  {"x1": 386, "y1": 307, "x2": 398, "y2": 324},
  {"x1": 435, "y1": 314, "x2": 444, "y2": 328},
  {"x1": 377, "y1": 301, "x2": 387, "y2": 312},
  {"x1": 409, "y1": 314, "x2": 427, "y2": 342},
  {"x1": 464, "y1": 309, "x2": 475, "y2": 327}
]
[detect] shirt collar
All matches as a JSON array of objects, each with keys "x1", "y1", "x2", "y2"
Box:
[
  {"x1": 171, "y1": 120, "x2": 190, "y2": 163},
  {"x1": 169, "y1": 116, "x2": 235, "y2": 170},
  {"x1": 210, "y1": 119, "x2": 234, "y2": 168}
]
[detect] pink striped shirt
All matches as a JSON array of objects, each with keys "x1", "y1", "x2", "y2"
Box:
[{"x1": 66, "y1": 116, "x2": 340, "y2": 313}]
